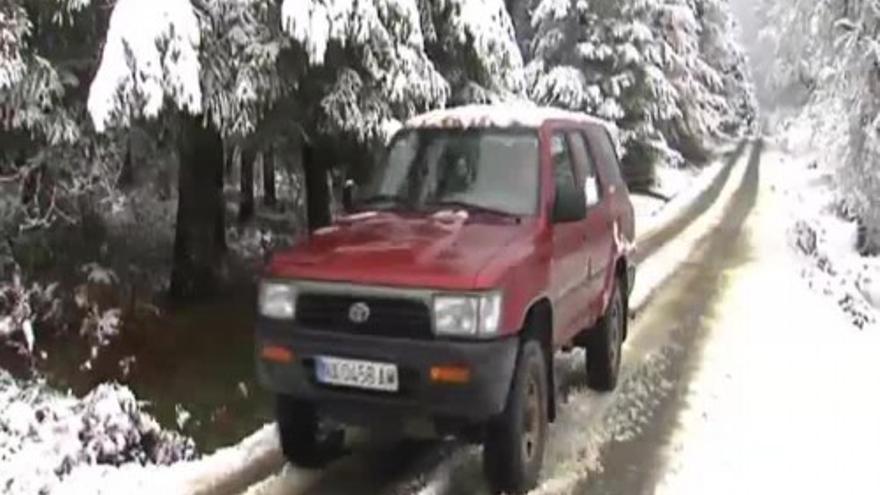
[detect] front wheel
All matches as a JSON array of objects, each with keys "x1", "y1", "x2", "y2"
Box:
[
  {"x1": 586, "y1": 280, "x2": 625, "y2": 391},
  {"x1": 275, "y1": 395, "x2": 345, "y2": 468},
  {"x1": 483, "y1": 340, "x2": 548, "y2": 494}
]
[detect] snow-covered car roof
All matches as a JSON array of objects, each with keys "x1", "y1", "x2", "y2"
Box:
[{"x1": 404, "y1": 104, "x2": 616, "y2": 134}]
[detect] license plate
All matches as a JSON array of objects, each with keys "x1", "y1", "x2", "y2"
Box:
[{"x1": 314, "y1": 356, "x2": 399, "y2": 392}]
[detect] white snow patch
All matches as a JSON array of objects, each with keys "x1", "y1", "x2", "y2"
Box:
[
  {"x1": 0, "y1": 372, "x2": 195, "y2": 494},
  {"x1": 631, "y1": 163, "x2": 705, "y2": 227},
  {"x1": 765, "y1": 126, "x2": 880, "y2": 328},
  {"x1": 58, "y1": 424, "x2": 281, "y2": 495}
]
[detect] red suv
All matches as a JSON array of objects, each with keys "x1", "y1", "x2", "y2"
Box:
[{"x1": 256, "y1": 105, "x2": 635, "y2": 493}]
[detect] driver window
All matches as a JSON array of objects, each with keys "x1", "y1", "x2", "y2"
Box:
[
  {"x1": 551, "y1": 133, "x2": 577, "y2": 194},
  {"x1": 567, "y1": 131, "x2": 600, "y2": 207}
]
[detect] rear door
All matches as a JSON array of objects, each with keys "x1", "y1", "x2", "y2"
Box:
[
  {"x1": 567, "y1": 129, "x2": 613, "y2": 321},
  {"x1": 548, "y1": 130, "x2": 591, "y2": 342}
]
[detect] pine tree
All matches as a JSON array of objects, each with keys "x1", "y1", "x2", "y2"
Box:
[
  {"x1": 526, "y1": 0, "x2": 683, "y2": 185},
  {"x1": 653, "y1": 0, "x2": 729, "y2": 161},
  {"x1": 280, "y1": 0, "x2": 449, "y2": 143},
  {"x1": 693, "y1": 0, "x2": 757, "y2": 136},
  {"x1": 417, "y1": 0, "x2": 526, "y2": 104}
]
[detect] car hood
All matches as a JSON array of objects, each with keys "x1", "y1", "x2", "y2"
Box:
[{"x1": 267, "y1": 210, "x2": 536, "y2": 289}]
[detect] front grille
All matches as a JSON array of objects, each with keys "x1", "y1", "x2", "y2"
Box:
[{"x1": 296, "y1": 293, "x2": 433, "y2": 340}]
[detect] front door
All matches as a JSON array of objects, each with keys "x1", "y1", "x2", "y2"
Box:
[
  {"x1": 549, "y1": 131, "x2": 591, "y2": 343},
  {"x1": 567, "y1": 130, "x2": 613, "y2": 321}
]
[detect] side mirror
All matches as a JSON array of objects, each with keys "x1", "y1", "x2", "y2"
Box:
[
  {"x1": 553, "y1": 181, "x2": 587, "y2": 223},
  {"x1": 342, "y1": 179, "x2": 357, "y2": 211}
]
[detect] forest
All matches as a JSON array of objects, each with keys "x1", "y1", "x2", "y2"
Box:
[{"x1": 0, "y1": 0, "x2": 755, "y2": 352}]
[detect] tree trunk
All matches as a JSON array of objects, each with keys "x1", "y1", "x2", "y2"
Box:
[
  {"x1": 118, "y1": 132, "x2": 134, "y2": 188},
  {"x1": 506, "y1": 0, "x2": 536, "y2": 58},
  {"x1": 169, "y1": 114, "x2": 226, "y2": 302},
  {"x1": 303, "y1": 143, "x2": 332, "y2": 231},
  {"x1": 239, "y1": 146, "x2": 256, "y2": 223},
  {"x1": 224, "y1": 141, "x2": 233, "y2": 178},
  {"x1": 263, "y1": 146, "x2": 277, "y2": 208}
]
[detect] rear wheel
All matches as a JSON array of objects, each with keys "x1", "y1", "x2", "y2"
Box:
[
  {"x1": 483, "y1": 340, "x2": 548, "y2": 494},
  {"x1": 275, "y1": 395, "x2": 345, "y2": 468},
  {"x1": 586, "y1": 281, "x2": 625, "y2": 391}
]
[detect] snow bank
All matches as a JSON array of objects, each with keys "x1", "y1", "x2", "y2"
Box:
[
  {"x1": 57, "y1": 424, "x2": 281, "y2": 495},
  {"x1": 631, "y1": 163, "x2": 704, "y2": 227},
  {"x1": 764, "y1": 134, "x2": 880, "y2": 329},
  {"x1": 637, "y1": 148, "x2": 732, "y2": 238},
  {"x1": 0, "y1": 370, "x2": 195, "y2": 494}
]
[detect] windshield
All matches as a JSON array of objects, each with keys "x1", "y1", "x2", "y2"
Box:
[{"x1": 359, "y1": 128, "x2": 540, "y2": 216}]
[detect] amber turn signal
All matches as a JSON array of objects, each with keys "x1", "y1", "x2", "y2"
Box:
[
  {"x1": 261, "y1": 345, "x2": 294, "y2": 363},
  {"x1": 430, "y1": 365, "x2": 471, "y2": 384}
]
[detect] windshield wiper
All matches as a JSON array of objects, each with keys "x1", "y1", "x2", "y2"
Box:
[{"x1": 426, "y1": 200, "x2": 515, "y2": 217}]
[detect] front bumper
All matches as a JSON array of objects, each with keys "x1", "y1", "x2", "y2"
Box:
[{"x1": 256, "y1": 319, "x2": 519, "y2": 424}]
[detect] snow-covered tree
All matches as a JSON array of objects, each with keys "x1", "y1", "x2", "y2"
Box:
[
  {"x1": 654, "y1": 0, "x2": 729, "y2": 159},
  {"x1": 0, "y1": 1, "x2": 81, "y2": 145},
  {"x1": 1, "y1": 0, "x2": 127, "y2": 240},
  {"x1": 281, "y1": 0, "x2": 449, "y2": 143},
  {"x1": 693, "y1": 0, "x2": 757, "y2": 136},
  {"x1": 89, "y1": 0, "x2": 482, "y2": 299},
  {"x1": 764, "y1": 0, "x2": 880, "y2": 249},
  {"x1": 525, "y1": 0, "x2": 683, "y2": 184},
  {"x1": 417, "y1": 0, "x2": 526, "y2": 103}
]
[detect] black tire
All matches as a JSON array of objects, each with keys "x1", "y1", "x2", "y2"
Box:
[
  {"x1": 586, "y1": 280, "x2": 625, "y2": 391},
  {"x1": 275, "y1": 395, "x2": 345, "y2": 468},
  {"x1": 483, "y1": 340, "x2": 548, "y2": 494}
]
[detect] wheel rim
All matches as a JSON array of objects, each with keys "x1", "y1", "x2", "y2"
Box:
[
  {"x1": 608, "y1": 291, "x2": 622, "y2": 368},
  {"x1": 522, "y1": 373, "x2": 541, "y2": 463}
]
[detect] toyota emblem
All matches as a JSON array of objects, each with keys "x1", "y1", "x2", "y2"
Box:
[{"x1": 348, "y1": 302, "x2": 370, "y2": 324}]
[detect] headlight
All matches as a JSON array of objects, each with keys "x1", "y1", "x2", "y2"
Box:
[
  {"x1": 433, "y1": 292, "x2": 502, "y2": 338},
  {"x1": 258, "y1": 281, "x2": 297, "y2": 319}
]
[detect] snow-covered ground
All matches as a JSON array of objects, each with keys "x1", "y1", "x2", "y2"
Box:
[
  {"x1": 0, "y1": 371, "x2": 196, "y2": 494},
  {"x1": 655, "y1": 133, "x2": 880, "y2": 493},
  {"x1": 631, "y1": 165, "x2": 702, "y2": 229},
  {"x1": 634, "y1": 141, "x2": 741, "y2": 236},
  {"x1": 768, "y1": 123, "x2": 880, "y2": 328}
]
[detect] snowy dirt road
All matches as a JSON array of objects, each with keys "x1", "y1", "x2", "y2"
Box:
[{"x1": 584, "y1": 140, "x2": 880, "y2": 495}]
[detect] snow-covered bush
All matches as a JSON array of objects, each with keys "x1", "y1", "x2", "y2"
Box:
[
  {"x1": 0, "y1": 371, "x2": 196, "y2": 494},
  {"x1": 764, "y1": 0, "x2": 880, "y2": 250},
  {"x1": 0, "y1": 269, "x2": 61, "y2": 353}
]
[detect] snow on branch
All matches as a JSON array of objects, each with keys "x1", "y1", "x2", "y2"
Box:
[
  {"x1": 438, "y1": 0, "x2": 526, "y2": 97},
  {"x1": 87, "y1": 0, "x2": 202, "y2": 133}
]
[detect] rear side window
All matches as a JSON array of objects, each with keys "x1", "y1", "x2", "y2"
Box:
[{"x1": 586, "y1": 125, "x2": 624, "y2": 187}]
